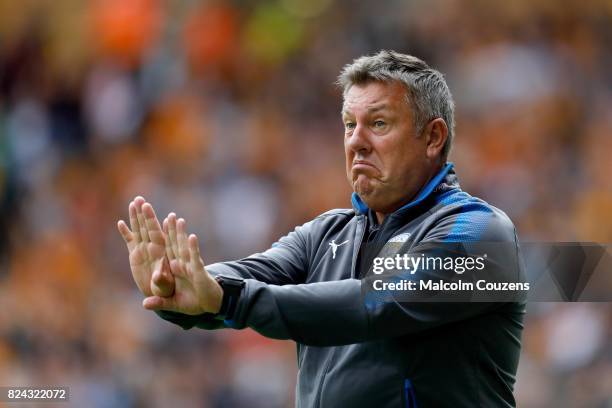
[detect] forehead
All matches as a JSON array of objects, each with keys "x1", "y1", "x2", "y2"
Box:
[{"x1": 342, "y1": 80, "x2": 408, "y2": 115}]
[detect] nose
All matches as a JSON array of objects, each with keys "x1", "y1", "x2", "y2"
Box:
[{"x1": 345, "y1": 123, "x2": 372, "y2": 155}]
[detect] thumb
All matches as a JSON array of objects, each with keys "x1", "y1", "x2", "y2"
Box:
[
  {"x1": 143, "y1": 295, "x2": 177, "y2": 311},
  {"x1": 151, "y1": 260, "x2": 175, "y2": 297}
]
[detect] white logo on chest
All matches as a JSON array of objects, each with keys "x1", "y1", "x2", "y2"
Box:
[{"x1": 329, "y1": 239, "x2": 349, "y2": 259}]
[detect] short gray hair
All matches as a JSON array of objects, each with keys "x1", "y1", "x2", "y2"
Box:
[{"x1": 337, "y1": 50, "x2": 455, "y2": 159}]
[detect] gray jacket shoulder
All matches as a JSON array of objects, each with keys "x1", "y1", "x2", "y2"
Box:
[
  {"x1": 316, "y1": 208, "x2": 355, "y2": 219},
  {"x1": 424, "y1": 192, "x2": 518, "y2": 243},
  {"x1": 296, "y1": 208, "x2": 356, "y2": 235}
]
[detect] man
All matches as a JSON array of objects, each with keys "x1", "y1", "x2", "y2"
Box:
[{"x1": 118, "y1": 50, "x2": 525, "y2": 407}]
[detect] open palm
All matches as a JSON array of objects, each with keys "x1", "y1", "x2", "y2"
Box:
[
  {"x1": 118, "y1": 196, "x2": 175, "y2": 297},
  {"x1": 141, "y1": 213, "x2": 223, "y2": 315}
]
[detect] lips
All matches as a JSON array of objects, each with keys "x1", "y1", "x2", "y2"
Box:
[{"x1": 352, "y1": 160, "x2": 378, "y2": 172}]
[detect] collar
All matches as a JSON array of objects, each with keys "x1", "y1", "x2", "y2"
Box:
[{"x1": 351, "y1": 162, "x2": 456, "y2": 216}]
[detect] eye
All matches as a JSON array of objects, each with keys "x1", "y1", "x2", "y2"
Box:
[
  {"x1": 344, "y1": 121, "x2": 356, "y2": 130},
  {"x1": 373, "y1": 120, "x2": 386, "y2": 128}
]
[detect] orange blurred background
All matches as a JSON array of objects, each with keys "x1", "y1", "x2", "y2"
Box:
[{"x1": 0, "y1": 0, "x2": 611, "y2": 406}]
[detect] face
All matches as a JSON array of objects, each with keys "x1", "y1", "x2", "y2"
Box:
[{"x1": 342, "y1": 80, "x2": 433, "y2": 216}]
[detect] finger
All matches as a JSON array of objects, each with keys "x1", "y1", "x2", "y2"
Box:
[
  {"x1": 152, "y1": 267, "x2": 174, "y2": 289},
  {"x1": 163, "y1": 218, "x2": 175, "y2": 260},
  {"x1": 188, "y1": 234, "x2": 205, "y2": 270},
  {"x1": 142, "y1": 203, "x2": 165, "y2": 245},
  {"x1": 169, "y1": 258, "x2": 188, "y2": 279},
  {"x1": 135, "y1": 197, "x2": 150, "y2": 243},
  {"x1": 142, "y1": 295, "x2": 177, "y2": 311},
  {"x1": 117, "y1": 220, "x2": 134, "y2": 245},
  {"x1": 152, "y1": 261, "x2": 176, "y2": 297},
  {"x1": 168, "y1": 213, "x2": 179, "y2": 260},
  {"x1": 177, "y1": 218, "x2": 190, "y2": 262},
  {"x1": 151, "y1": 281, "x2": 174, "y2": 297},
  {"x1": 129, "y1": 201, "x2": 141, "y2": 242}
]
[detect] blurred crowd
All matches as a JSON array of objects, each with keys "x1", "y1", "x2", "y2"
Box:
[{"x1": 0, "y1": 0, "x2": 611, "y2": 406}]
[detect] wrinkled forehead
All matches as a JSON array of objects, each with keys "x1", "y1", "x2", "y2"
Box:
[{"x1": 341, "y1": 80, "x2": 409, "y2": 116}]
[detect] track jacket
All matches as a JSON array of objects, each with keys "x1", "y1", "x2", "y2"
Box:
[{"x1": 157, "y1": 163, "x2": 525, "y2": 407}]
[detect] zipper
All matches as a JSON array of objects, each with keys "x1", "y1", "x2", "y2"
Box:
[
  {"x1": 350, "y1": 215, "x2": 367, "y2": 278},
  {"x1": 404, "y1": 379, "x2": 418, "y2": 408},
  {"x1": 313, "y1": 216, "x2": 368, "y2": 408},
  {"x1": 357, "y1": 213, "x2": 399, "y2": 278}
]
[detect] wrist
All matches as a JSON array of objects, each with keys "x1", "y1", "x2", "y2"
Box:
[
  {"x1": 213, "y1": 275, "x2": 246, "y2": 321},
  {"x1": 209, "y1": 278, "x2": 224, "y2": 314}
]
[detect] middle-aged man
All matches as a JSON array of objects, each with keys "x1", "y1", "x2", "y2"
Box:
[{"x1": 118, "y1": 50, "x2": 525, "y2": 407}]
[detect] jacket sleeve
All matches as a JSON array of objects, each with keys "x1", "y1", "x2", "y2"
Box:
[
  {"x1": 225, "y1": 206, "x2": 525, "y2": 346},
  {"x1": 155, "y1": 221, "x2": 311, "y2": 329}
]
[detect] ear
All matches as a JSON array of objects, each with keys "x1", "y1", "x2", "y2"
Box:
[{"x1": 423, "y1": 118, "x2": 448, "y2": 161}]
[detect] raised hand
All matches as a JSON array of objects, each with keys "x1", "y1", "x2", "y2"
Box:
[
  {"x1": 117, "y1": 196, "x2": 175, "y2": 297},
  {"x1": 141, "y1": 214, "x2": 223, "y2": 315}
]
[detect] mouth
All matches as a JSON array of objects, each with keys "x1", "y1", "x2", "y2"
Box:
[{"x1": 352, "y1": 160, "x2": 379, "y2": 172}]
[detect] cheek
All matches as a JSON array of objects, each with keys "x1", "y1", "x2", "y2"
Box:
[
  {"x1": 377, "y1": 145, "x2": 400, "y2": 170},
  {"x1": 382, "y1": 146, "x2": 418, "y2": 178},
  {"x1": 344, "y1": 146, "x2": 353, "y2": 165}
]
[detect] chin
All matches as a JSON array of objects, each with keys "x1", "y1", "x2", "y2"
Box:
[
  {"x1": 352, "y1": 174, "x2": 379, "y2": 195},
  {"x1": 353, "y1": 180, "x2": 374, "y2": 199},
  {"x1": 354, "y1": 186, "x2": 398, "y2": 214},
  {"x1": 354, "y1": 186, "x2": 383, "y2": 209}
]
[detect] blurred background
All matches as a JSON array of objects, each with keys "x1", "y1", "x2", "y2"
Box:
[{"x1": 0, "y1": 0, "x2": 611, "y2": 406}]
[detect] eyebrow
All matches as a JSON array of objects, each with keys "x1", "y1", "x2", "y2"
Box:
[{"x1": 342, "y1": 104, "x2": 390, "y2": 117}]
